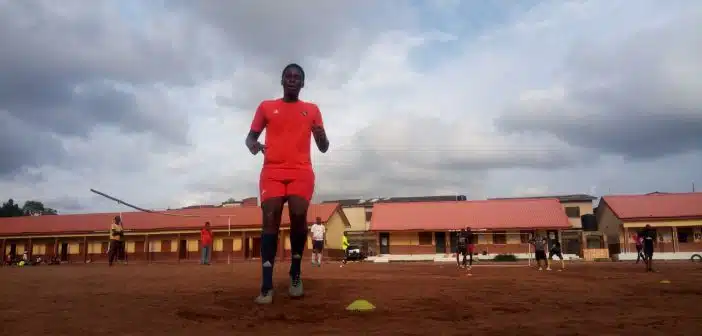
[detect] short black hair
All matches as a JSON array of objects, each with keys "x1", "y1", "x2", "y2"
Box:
[{"x1": 282, "y1": 63, "x2": 305, "y2": 80}]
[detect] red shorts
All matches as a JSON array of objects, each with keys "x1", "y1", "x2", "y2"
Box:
[
  {"x1": 259, "y1": 168, "x2": 315, "y2": 203},
  {"x1": 468, "y1": 244, "x2": 475, "y2": 253}
]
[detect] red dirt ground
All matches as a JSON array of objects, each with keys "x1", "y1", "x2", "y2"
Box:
[{"x1": 1, "y1": 261, "x2": 701, "y2": 336}]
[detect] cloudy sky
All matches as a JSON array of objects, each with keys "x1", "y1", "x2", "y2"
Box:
[{"x1": 1, "y1": 0, "x2": 700, "y2": 214}]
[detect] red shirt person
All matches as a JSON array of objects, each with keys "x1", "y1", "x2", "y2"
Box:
[
  {"x1": 249, "y1": 96, "x2": 324, "y2": 202},
  {"x1": 200, "y1": 222, "x2": 213, "y2": 265},
  {"x1": 246, "y1": 63, "x2": 329, "y2": 305}
]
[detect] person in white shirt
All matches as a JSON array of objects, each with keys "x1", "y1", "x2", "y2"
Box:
[{"x1": 309, "y1": 217, "x2": 326, "y2": 267}]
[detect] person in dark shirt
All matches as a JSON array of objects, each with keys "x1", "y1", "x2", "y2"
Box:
[
  {"x1": 547, "y1": 238, "x2": 565, "y2": 271},
  {"x1": 639, "y1": 225, "x2": 656, "y2": 272},
  {"x1": 455, "y1": 227, "x2": 474, "y2": 270},
  {"x1": 529, "y1": 235, "x2": 548, "y2": 271}
]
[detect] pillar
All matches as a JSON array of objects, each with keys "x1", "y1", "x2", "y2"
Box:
[
  {"x1": 241, "y1": 231, "x2": 247, "y2": 260},
  {"x1": 82, "y1": 236, "x2": 88, "y2": 263},
  {"x1": 672, "y1": 226, "x2": 679, "y2": 252},
  {"x1": 28, "y1": 238, "x2": 33, "y2": 260},
  {"x1": 0, "y1": 239, "x2": 5, "y2": 266},
  {"x1": 176, "y1": 233, "x2": 181, "y2": 263},
  {"x1": 145, "y1": 234, "x2": 150, "y2": 263}
]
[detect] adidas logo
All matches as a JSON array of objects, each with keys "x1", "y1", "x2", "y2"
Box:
[
  {"x1": 263, "y1": 261, "x2": 272, "y2": 267},
  {"x1": 292, "y1": 254, "x2": 301, "y2": 259}
]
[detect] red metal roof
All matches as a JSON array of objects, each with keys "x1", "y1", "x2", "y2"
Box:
[
  {"x1": 602, "y1": 192, "x2": 702, "y2": 221},
  {"x1": 0, "y1": 203, "x2": 341, "y2": 236},
  {"x1": 369, "y1": 199, "x2": 570, "y2": 231}
]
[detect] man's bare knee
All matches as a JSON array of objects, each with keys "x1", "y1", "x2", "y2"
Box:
[
  {"x1": 287, "y1": 196, "x2": 309, "y2": 220},
  {"x1": 261, "y1": 198, "x2": 285, "y2": 234}
]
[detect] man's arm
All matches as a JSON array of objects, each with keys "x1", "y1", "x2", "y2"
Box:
[
  {"x1": 246, "y1": 103, "x2": 267, "y2": 155},
  {"x1": 311, "y1": 106, "x2": 329, "y2": 153}
]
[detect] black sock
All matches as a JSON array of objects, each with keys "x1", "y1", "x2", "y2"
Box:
[
  {"x1": 289, "y1": 228, "x2": 307, "y2": 278},
  {"x1": 260, "y1": 233, "x2": 278, "y2": 293}
]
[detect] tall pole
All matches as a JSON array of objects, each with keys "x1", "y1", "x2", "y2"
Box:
[{"x1": 227, "y1": 217, "x2": 231, "y2": 265}]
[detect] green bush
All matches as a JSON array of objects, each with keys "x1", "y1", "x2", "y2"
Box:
[{"x1": 493, "y1": 254, "x2": 518, "y2": 262}]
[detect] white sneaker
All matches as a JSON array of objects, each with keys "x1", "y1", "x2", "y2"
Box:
[
  {"x1": 546, "y1": 268, "x2": 552, "y2": 271},
  {"x1": 254, "y1": 289, "x2": 274, "y2": 304},
  {"x1": 538, "y1": 267, "x2": 543, "y2": 271}
]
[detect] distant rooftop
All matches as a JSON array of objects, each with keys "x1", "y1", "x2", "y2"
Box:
[
  {"x1": 488, "y1": 194, "x2": 597, "y2": 203},
  {"x1": 322, "y1": 195, "x2": 467, "y2": 207}
]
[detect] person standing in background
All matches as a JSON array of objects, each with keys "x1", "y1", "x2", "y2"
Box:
[
  {"x1": 634, "y1": 233, "x2": 645, "y2": 264},
  {"x1": 309, "y1": 217, "x2": 326, "y2": 267},
  {"x1": 200, "y1": 222, "x2": 213, "y2": 265},
  {"x1": 108, "y1": 216, "x2": 125, "y2": 267},
  {"x1": 340, "y1": 231, "x2": 350, "y2": 267}
]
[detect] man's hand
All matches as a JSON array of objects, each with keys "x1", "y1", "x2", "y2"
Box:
[
  {"x1": 247, "y1": 141, "x2": 266, "y2": 155},
  {"x1": 312, "y1": 124, "x2": 329, "y2": 153}
]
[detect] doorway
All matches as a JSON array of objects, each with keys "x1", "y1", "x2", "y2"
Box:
[
  {"x1": 379, "y1": 232, "x2": 390, "y2": 254},
  {"x1": 9, "y1": 243, "x2": 17, "y2": 258},
  {"x1": 435, "y1": 232, "x2": 446, "y2": 253},
  {"x1": 243, "y1": 237, "x2": 250, "y2": 259},
  {"x1": 178, "y1": 240, "x2": 187, "y2": 260},
  {"x1": 250, "y1": 237, "x2": 261, "y2": 259},
  {"x1": 60, "y1": 243, "x2": 68, "y2": 261}
]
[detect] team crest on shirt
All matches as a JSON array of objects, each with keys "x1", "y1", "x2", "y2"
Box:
[{"x1": 301, "y1": 110, "x2": 307, "y2": 116}]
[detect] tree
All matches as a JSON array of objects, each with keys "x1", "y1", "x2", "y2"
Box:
[
  {"x1": 0, "y1": 199, "x2": 58, "y2": 217},
  {"x1": 22, "y1": 200, "x2": 58, "y2": 216},
  {"x1": 0, "y1": 199, "x2": 23, "y2": 217},
  {"x1": 221, "y1": 198, "x2": 237, "y2": 206}
]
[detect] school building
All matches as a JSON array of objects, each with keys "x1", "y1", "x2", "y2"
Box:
[
  {"x1": 488, "y1": 194, "x2": 598, "y2": 255},
  {"x1": 322, "y1": 195, "x2": 467, "y2": 256},
  {"x1": 0, "y1": 203, "x2": 350, "y2": 264},
  {"x1": 368, "y1": 198, "x2": 576, "y2": 261},
  {"x1": 597, "y1": 192, "x2": 702, "y2": 260}
]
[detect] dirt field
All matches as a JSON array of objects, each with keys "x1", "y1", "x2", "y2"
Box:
[{"x1": 1, "y1": 261, "x2": 701, "y2": 336}]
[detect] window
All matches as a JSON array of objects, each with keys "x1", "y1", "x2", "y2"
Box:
[
  {"x1": 365, "y1": 209, "x2": 373, "y2": 222},
  {"x1": 492, "y1": 231, "x2": 507, "y2": 244},
  {"x1": 565, "y1": 206, "x2": 580, "y2": 218},
  {"x1": 520, "y1": 230, "x2": 534, "y2": 243},
  {"x1": 418, "y1": 232, "x2": 433, "y2": 245},
  {"x1": 677, "y1": 228, "x2": 694, "y2": 243}
]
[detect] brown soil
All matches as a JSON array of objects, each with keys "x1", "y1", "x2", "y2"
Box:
[{"x1": 1, "y1": 261, "x2": 701, "y2": 336}]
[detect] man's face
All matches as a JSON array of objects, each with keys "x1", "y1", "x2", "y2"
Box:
[{"x1": 282, "y1": 67, "x2": 303, "y2": 94}]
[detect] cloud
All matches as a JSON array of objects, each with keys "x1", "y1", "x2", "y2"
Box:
[
  {"x1": 0, "y1": 0, "x2": 700, "y2": 214},
  {"x1": 495, "y1": 7, "x2": 702, "y2": 159}
]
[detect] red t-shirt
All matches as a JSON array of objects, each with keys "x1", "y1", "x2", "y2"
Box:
[
  {"x1": 250, "y1": 99, "x2": 324, "y2": 171},
  {"x1": 200, "y1": 229, "x2": 213, "y2": 246}
]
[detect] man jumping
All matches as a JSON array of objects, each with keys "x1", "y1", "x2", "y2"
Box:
[{"x1": 246, "y1": 63, "x2": 330, "y2": 304}]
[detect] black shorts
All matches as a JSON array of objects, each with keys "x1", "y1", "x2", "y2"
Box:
[
  {"x1": 535, "y1": 250, "x2": 547, "y2": 261},
  {"x1": 549, "y1": 249, "x2": 563, "y2": 260},
  {"x1": 312, "y1": 240, "x2": 324, "y2": 252},
  {"x1": 643, "y1": 245, "x2": 654, "y2": 257},
  {"x1": 457, "y1": 246, "x2": 467, "y2": 254}
]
